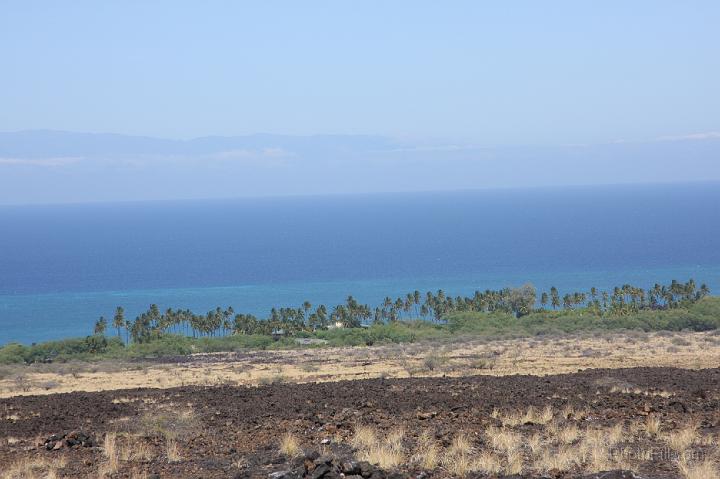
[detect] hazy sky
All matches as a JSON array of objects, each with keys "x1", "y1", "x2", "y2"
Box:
[{"x1": 2, "y1": 1, "x2": 719, "y2": 145}]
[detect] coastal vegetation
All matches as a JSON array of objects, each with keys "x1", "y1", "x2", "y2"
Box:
[
  {"x1": 0, "y1": 279, "x2": 716, "y2": 365},
  {"x1": 94, "y1": 279, "x2": 710, "y2": 342}
]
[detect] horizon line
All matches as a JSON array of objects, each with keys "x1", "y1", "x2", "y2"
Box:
[
  {"x1": 3, "y1": 127, "x2": 720, "y2": 149},
  {"x1": 2, "y1": 179, "x2": 719, "y2": 209}
]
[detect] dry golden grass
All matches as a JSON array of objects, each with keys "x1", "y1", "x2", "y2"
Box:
[
  {"x1": 98, "y1": 462, "x2": 117, "y2": 478},
  {"x1": 534, "y1": 446, "x2": 576, "y2": 472},
  {"x1": 1, "y1": 457, "x2": 58, "y2": 479},
  {"x1": 545, "y1": 419, "x2": 561, "y2": 437},
  {"x1": 2, "y1": 330, "x2": 719, "y2": 397},
  {"x1": 50, "y1": 456, "x2": 67, "y2": 469},
  {"x1": 583, "y1": 442, "x2": 613, "y2": 472},
  {"x1": 443, "y1": 450, "x2": 473, "y2": 477},
  {"x1": 351, "y1": 424, "x2": 378, "y2": 450},
  {"x1": 360, "y1": 409, "x2": 718, "y2": 479},
  {"x1": 130, "y1": 440, "x2": 155, "y2": 461},
  {"x1": 98, "y1": 432, "x2": 119, "y2": 476},
  {"x1": 441, "y1": 432, "x2": 476, "y2": 477},
  {"x1": 352, "y1": 425, "x2": 405, "y2": 469},
  {"x1": 520, "y1": 406, "x2": 536, "y2": 424},
  {"x1": 499, "y1": 410, "x2": 523, "y2": 427},
  {"x1": 537, "y1": 404, "x2": 554, "y2": 424},
  {"x1": 112, "y1": 434, "x2": 135, "y2": 462},
  {"x1": 605, "y1": 423, "x2": 624, "y2": 448},
  {"x1": 612, "y1": 446, "x2": 636, "y2": 470},
  {"x1": 484, "y1": 426, "x2": 502, "y2": 450},
  {"x1": 449, "y1": 432, "x2": 473, "y2": 455},
  {"x1": 665, "y1": 425, "x2": 698, "y2": 453},
  {"x1": 413, "y1": 439, "x2": 439, "y2": 469},
  {"x1": 645, "y1": 414, "x2": 661, "y2": 437},
  {"x1": 278, "y1": 432, "x2": 301, "y2": 457},
  {"x1": 527, "y1": 433, "x2": 543, "y2": 456},
  {"x1": 556, "y1": 423, "x2": 580, "y2": 444},
  {"x1": 386, "y1": 428, "x2": 406, "y2": 451},
  {"x1": 338, "y1": 412, "x2": 720, "y2": 478},
  {"x1": 496, "y1": 429, "x2": 522, "y2": 453},
  {"x1": 677, "y1": 456, "x2": 720, "y2": 479},
  {"x1": 166, "y1": 438, "x2": 182, "y2": 463},
  {"x1": 360, "y1": 443, "x2": 405, "y2": 469},
  {"x1": 505, "y1": 448, "x2": 524, "y2": 474},
  {"x1": 102, "y1": 431, "x2": 117, "y2": 459},
  {"x1": 472, "y1": 450, "x2": 502, "y2": 474}
]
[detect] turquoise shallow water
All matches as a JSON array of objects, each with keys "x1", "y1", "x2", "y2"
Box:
[
  {"x1": 1, "y1": 183, "x2": 719, "y2": 344},
  {"x1": 1, "y1": 265, "x2": 718, "y2": 345}
]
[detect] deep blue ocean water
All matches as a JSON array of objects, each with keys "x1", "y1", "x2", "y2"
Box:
[{"x1": 1, "y1": 182, "x2": 719, "y2": 344}]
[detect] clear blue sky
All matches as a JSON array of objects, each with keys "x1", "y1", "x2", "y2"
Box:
[{"x1": 2, "y1": 1, "x2": 719, "y2": 145}]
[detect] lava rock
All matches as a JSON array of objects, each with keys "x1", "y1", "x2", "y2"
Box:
[
  {"x1": 358, "y1": 461, "x2": 375, "y2": 478},
  {"x1": 314, "y1": 455, "x2": 334, "y2": 466},
  {"x1": 341, "y1": 460, "x2": 361, "y2": 474},
  {"x1": 42, "y1": 431, "x2": 95, "y2": 451},
  {"x1": 310, "y1": 463, "x2": 331, "y2": 479},
  {"x1": 304, "y1": 450, "x2": 320, "y2": 462},
  {"x1": 582, "y1": 471, "x2": 644, "y2": 479}
]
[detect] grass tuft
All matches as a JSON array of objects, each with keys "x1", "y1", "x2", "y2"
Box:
[
  {"x1": 677, "y1": 456, "x2": 720, "y2": 479},
  {"x1": 279, "y1": 432, "x2": 301, "y2": 457},
  {"x1": 665, "y1": 425, "x2": 698, "y2": 453},
  {"x1": 166, "y1": 438, "x2": 182, "y2": 463}
]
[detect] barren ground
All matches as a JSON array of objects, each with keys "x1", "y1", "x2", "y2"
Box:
[
  {"x1": 1, "y1": 330, "x2": 719, "y2": 398},
  {"x1": 2, "y1": 331, "x2": 720, "y2": 478}
]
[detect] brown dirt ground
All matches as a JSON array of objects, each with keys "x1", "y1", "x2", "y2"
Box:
[{"x1": 1, "y1": 329, "x2": 719, "y2": 398}]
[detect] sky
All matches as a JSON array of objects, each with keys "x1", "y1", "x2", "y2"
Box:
[
  {"x1": 2, "y1": 1, "x2": 719, "y2": 145},
  {"x1": 0, "y1": 1, "x2": 719, "y2": 204}
]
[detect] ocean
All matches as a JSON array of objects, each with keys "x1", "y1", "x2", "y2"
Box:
[{"x1": 1, "y1": 182, "x2": 719, "y2": 345}]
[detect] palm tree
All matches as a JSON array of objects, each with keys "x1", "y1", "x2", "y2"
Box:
[
  {"x1": 404, "y1": 294, "x2": 413, "y2": 318},
  {"x1": 394, "y1": 298, "x2": 404, "y2": 321},
  {"x1": 540, "y1": 292, "x2": 548, "y2": 308},
  {"x1": 316, "y1": 304, "x2": 328, "y2": 328},
  {"x1": 302, "y1": 301, "x2": 312, "y2": 326},
  {"x1": 550, "y1": 287, "x2": 560, "y2": 310},
  {"x1": 413, "y1": 290, "x2": 421, "y2": 317},
  {"x1": 113, "y1": 306, "x2": 125, "y2": 339},
  {"x1": 698, "y1": 283, "x2": 711, "y2": 300},
  {"x1": 94, "y1": 316, "x2": 108, "y2": 335}
]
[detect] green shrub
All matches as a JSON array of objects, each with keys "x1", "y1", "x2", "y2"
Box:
[
  {"x1": 443, "y1": 303, "x2": 720, "y2": 336},
  {"x1": 123, "y1": 335, "x2": 193, "y2": 357},
  {"x1": 0, "y1": 335, "x2": 125, "y2": 364},
  {"x1": 0, "y1": 343, "x2": 27, "y2": 364}
]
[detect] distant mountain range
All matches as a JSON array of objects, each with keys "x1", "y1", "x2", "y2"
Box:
[
  {"x1": 0, "y1": 130, "x2": 398, "y2": 158},
  {"x1": 1, "y1": 130, "x2": 719, "y2": 204}
]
